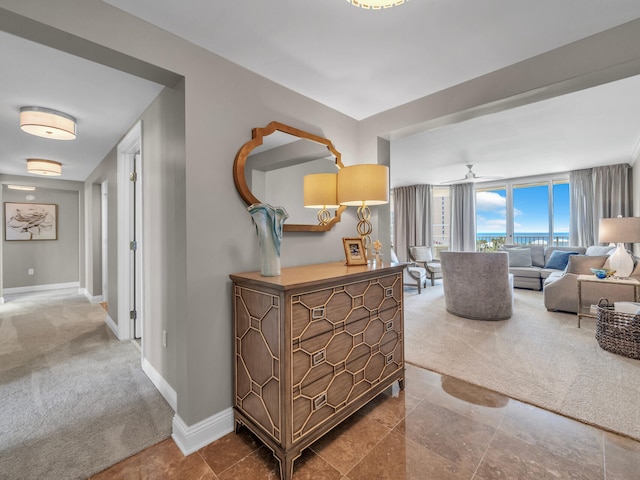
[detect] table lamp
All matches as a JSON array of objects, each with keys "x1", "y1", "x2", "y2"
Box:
[
  {"x1": 598, "y1": 216, "x2": 640, "y2": 277},
  {"x1": 303, "y1": 173, "x2": 340, "y2": 225},
  {"x1": 337, "y1": 164, "x2": 389, "y2": 257}
]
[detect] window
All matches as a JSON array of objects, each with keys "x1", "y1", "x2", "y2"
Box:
[
  {"x1": 476, "y1": 177, "x2": 569, "y2": 250},
  {"x1": 476, "y1": 187, "x2": 507, "y2": 251}
]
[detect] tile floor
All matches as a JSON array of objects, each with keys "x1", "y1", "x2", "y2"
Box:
[{"x1": 91, "y1": 364, "x2": 640, "y2": 479}]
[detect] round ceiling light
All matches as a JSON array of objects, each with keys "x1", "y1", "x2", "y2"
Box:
[
  {"x1": 346, "y1": 0, "x2": 406, "y2": 9},
  {"x1": 27, "y1": 159, "x2": 62, "y2": 176},
  {"x1": 20, "y1": 106, "x2": 76, "y2": 140}
]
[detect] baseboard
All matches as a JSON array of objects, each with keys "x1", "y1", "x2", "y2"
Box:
[
  {"x1": 3, "y1": 282, "x2": 80, "y2": 295},
  {"x1": 172, "y1": 408, "x2": 234, "y2": 455},
  {"x1": 80, "y1": 288, "x2": 103, "y2": 304},
  {"x1": 142, "y1": 357, "x2": 177, "y2": 412},
  {"x1": 105, "y1": 315, "x2": 118, "y2": 337}
]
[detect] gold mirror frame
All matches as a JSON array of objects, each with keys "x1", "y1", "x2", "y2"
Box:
[{"x1": 233, "y1": 121, "x2": 346, "y2": 232}]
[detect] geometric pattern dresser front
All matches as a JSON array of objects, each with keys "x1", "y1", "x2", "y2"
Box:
[{"x1": 231, "y1": 262, "x2": 405, "y2": 480}]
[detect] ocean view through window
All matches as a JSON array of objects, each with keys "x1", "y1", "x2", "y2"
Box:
[{"x1": 476, "y1": 178, "x2": 569, "y2": 251}]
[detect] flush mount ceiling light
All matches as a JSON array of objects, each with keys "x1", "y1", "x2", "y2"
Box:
[
  {"x1": 7, "y1": 185, "x2": 36, "y2": 191},
  {"x1": 346, "y1": 0, "x2": 407, "y2": 9},
  {"x1": 20, "y1": 106, "x2": 76, "y2": 140},
  {"x1": 27, "y1": 159, "x2": 62, "y2": 176}
]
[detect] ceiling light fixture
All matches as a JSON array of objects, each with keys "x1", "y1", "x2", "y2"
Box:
[
  {"x1": 20, "y1": 106, "x2": 77, "y2": 140},
  {"x1": 27, "y1": 159, "x2": 62, "y2": 176},
  {"x1": 7, "y1": 185, "x2": 36, "y2": 191},
  {"x1": 346, "y1": 0, "x2": 407, "y2": 9}
]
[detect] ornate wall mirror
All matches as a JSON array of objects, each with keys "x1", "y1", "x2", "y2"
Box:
[{"x1": 233, "y1": 121, "x2": 346, "y2": 232}]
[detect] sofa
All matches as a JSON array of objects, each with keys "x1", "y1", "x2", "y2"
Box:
[
  {"x1": 501, "y1": 244, "x2": 587, "y2": 291},
  {"x1": 543, "y1": 246, "x2": 640, "y2": 313}
]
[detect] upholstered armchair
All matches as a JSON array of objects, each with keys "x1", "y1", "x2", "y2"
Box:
[
  {"x1": 440, "y1": 251, "x2": 514, "y2": 320},
  {"x1": 408, "y1": 246, "x2": 442, "y2": 286},
  {"x1": 390, "y1": 248, "x2": 428, "y2": 293}
]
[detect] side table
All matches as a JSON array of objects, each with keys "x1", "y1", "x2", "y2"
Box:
[{"x1": 576, "y1": 274, "x2": 640, "y2": 328}]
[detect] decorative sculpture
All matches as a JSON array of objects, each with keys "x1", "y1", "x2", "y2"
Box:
[{"x1": 248, "y1": 203, "x2": 289, "y2": 276}]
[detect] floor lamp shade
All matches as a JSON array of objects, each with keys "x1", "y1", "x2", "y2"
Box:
[
  {"x1": 337, "y1": 164, "x2": 389, "y2": 206},
  {"x1": 598, "y1": 216, "x2": 640, "y2": 277}
]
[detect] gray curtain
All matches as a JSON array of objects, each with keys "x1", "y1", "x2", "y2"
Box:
[
  {"x1": 392, "y1": 184, "x2": 432, "y2": 262},
  {"x1": 449, "y1": 183, "x2": 476, "y2": 252},
  {"x1": 569, "y1": 169, "x2": 594, "y2": 246},
  {"x1": 569, "y1": 163, "x2": 631, "y2": 246}
]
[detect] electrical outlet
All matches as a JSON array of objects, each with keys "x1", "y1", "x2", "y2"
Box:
[
  {"x1": 28, "y1": 268, "x2": 34, "y2": 275},
  {"x1": 162, "y1": 330, "x2": 167, "y2": 348}
]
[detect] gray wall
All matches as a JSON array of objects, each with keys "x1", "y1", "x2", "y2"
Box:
[
  {"x1": 3, "y1": 1, "x2": 640, "y2": 431},
  {"x1": 84, "y1": 147, "x2": 118, "y2": 321},
  {"x1": 2, "y1": 183, "x2": 81, "y2": 289}
]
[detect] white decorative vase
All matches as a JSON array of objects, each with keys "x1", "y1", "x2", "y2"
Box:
[{"x1": 248, "y1": 203, "x2": 289, "y2": 276}]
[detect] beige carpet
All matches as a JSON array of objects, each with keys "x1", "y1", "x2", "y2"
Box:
[
  {"x1": 0, "y1": 289, "x2": 173, "y2": 480},
  {"x1": 404, "y1": 284, "x2": 640, "y2": 441}
]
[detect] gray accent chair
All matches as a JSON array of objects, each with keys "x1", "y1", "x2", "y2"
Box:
[
  {"x1": 390, "y1": 248, "x2": 428, "y2": 293},
  {"x1": 440, "y1": 251, "x2": 514, "y2": 320},
  {"x1": 408, "y1": 246, "x2": 442, "y2": 286}
]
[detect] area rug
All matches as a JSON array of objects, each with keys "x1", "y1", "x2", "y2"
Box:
[
  {"x1": 0, "y1": 290, "x2": 174, "y2": 480},
  {"x1": 403, "y1": 284, "x2": 640, "y2": 441}
]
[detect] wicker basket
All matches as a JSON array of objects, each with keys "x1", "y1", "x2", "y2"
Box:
[{"x1": 596, "y1": 306, "x2": 640, "y2": 359}]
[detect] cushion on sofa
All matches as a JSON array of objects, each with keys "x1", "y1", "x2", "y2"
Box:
[
  {"x1": 544, "y1": 250, "x2": 579, "y2": 270},
  {"x1": 508, "y1": 266, "x2": 541, "y2": 278},
  {"x1": 565, "y1": 255, "x2": 609, "y2": 275},
  {"x1": 585, "y1": 245, "x2": 615, "y2": 256},
  {"x1": 529, "y1": 245, "x2": 546, "y2": 267},
  {"x1": 507, "y1": 248, "x2": 532, "y2": 267}
]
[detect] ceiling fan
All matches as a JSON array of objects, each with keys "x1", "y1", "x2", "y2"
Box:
[{"x1": 440, "y1": 164, "x2": 503, "y2": 185}]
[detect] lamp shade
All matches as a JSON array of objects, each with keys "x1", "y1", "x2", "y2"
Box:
[
  {"x1": 598, "y1": 217, "x2": 640, "y2": 243},
  {"x1": 27, "y1": 159, "x2": 62, "y2": 176},
  {"x1": 304, "y1": 173, "x2": 339, "y2": 208},
  {"x1": 337, "y1": 164, "x2": 389, "y2": 206},
  {"x1": 20, "y1": 106, "x2": 76, "y2": 140}
]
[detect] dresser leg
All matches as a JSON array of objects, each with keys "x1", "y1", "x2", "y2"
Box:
[
  {"x1": 234, "y1": 419, "x2": 243, "y2": 434},
  {"x1": 276, "y1": 454, "x2": 295, "y2": 480}
]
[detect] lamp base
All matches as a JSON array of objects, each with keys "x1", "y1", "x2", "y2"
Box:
[{"x1": 608, "y1": 243, "x2": 634, "y2": 277}]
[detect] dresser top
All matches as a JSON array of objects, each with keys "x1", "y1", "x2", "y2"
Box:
[{"x1": 230, "y1": 261, "x2": 405, "y2": 291}]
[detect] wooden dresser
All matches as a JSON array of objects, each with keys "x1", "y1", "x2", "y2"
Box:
[{"x1": 230, "y1": 261, "x2": 405, "y2": 480}]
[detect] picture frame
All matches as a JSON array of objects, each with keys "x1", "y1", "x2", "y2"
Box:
[
  {"x1": 4, "y1": 202, "x2": 58, "y2": 241},
  {"x1": 342, "y1": 237, "x2": 367, "y2": 265}
]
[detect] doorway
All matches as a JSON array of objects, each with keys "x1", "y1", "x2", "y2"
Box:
[{"x1": 117, "y1": 122, "x2": 144, "y2": 346}]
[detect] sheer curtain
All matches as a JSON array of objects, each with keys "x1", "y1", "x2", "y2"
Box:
[
  {"x1": 449, "y1": 183, "x2": 476, "y2": 252},
  {"x1": 570, "y1": 163, "x2": 631, "y2": 246},
  {"x1": 392, "y1": 184, "x2": 432, "y2": 261}
]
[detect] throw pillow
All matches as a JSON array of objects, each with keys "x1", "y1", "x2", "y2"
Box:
[
  {"x1": 585, "y1": 245, "x2": 615, "y2": 256},
  {"x1": 507, "y1": 248, "x2": 532, "y2": 267},
  {"x1": 529, "y1": 245, "x2": 546, "y2": 267},
  {"x1": 544, "y1": 250, "x2": 579, "y2": 270},
  {"x1": 565, "y1": 255, "x2": 609, "y2": 275}
]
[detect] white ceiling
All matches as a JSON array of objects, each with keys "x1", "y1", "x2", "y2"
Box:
[
  {"x1": 2, "y1": 1, "x2": 640, "y2": 185},
  {"x1": 0, "y1": 31, "x2": 163, "y2": 182}
]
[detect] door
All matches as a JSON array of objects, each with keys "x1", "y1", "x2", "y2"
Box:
[{"x1": 131, "y1": 153, "x2": 142, "y2": 339}]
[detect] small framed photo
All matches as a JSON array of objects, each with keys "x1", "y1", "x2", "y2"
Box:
[{"x1": 342, "y1": 237, "x2": 367, "y2": 265}]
